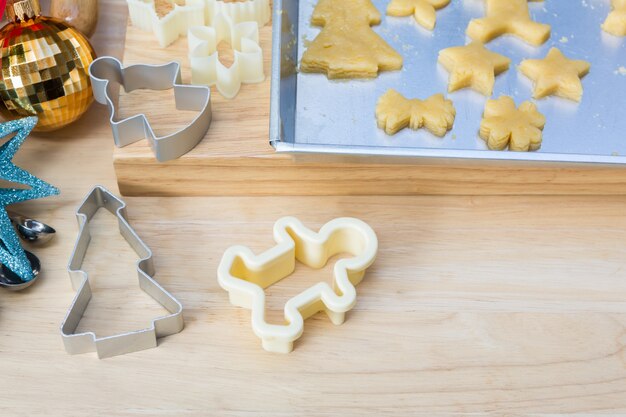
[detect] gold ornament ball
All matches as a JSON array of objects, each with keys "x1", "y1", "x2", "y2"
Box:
[{"x1": 0, "y1": 16, "x2": 96, "y2": 132}]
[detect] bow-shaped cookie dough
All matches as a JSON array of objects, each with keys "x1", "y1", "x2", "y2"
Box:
[{"x1": 376, "y1": 89, "x2": 456, "y2": 136}]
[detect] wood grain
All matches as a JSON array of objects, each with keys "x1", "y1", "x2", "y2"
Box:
[
  {"x1": 114, "y1": 11, "x2": 626, "y2": 196},
  {"x1": 1, "y1": 1, "x2": 626, "y2": 416},
  {"x1": 6, "y1": 192, "x2": 626, "y2": 416}
]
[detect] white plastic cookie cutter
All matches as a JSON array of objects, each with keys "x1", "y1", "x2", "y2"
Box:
[
  {"x1": 188, "y1": 13, "x2": 265, "y2": 99},
  {"x1": 127, "y1": 0, "x2": 205, "y2": 47},
  {"x1": 127, "y1": 0, "x2": 271, "y2": 48},
  {"x1": 204, "y1": 0, "x2": 270, "y2": 27},
  {"x1": 218, "y1": 217, "x2": 378, "y2": 353}
]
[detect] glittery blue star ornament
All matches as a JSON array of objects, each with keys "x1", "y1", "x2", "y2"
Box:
[{"x1": 0, "y1": 117, "x2": 59, "y2": 281}]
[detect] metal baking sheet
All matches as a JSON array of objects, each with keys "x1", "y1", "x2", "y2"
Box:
[{"x1": 270, "y1": 0, "x2": 626, "y2": 164}]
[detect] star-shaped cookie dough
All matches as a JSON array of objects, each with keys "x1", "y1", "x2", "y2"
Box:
[
  {"x1": 479, "y1": 96, "x2": 546, "y2": 151},
  {"x1": 519, "y1": 47, "x2": 590, "y2": 101},
  {"x1": 438, "y1": 42, "x2": 511, "y2": 96},
  {"x1": 602, "y1": 0, "x2": 626, "y2": 36},
  {"x1": 466, "y1": 0, "x2": 550, "y2": 46},
  {"x1": 386, "y1": 0, "x2": 451, "y2": 30},
  {"x1": 376, "y1": 89, "x2": 456, "y2": 136}
]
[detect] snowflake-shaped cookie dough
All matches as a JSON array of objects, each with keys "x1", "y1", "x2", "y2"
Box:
[
  {"x1": 376, "y1": 89, "x2": 456, "y2": 136},
  {"x1": 466, "y1": 0, "x2": 550, "y2": 46},
  {"x1": 602, "y1": 0, "x2": 626, "y2": 36},
  {"x1": 386, "y1": 0, "x2": 451, "y2": 30},
  {"x1": 519, "y1": 47, "x2": 590, "y2": 102},
  {"x1": 218, "y1": 217, "x2": 378, "y2": 353},
  {"x1": 479, "y1": 96, "x2": 546, "y2": 152},
  {"x1": 438, "y1": 42, "x2": 510, "y2": 96}
]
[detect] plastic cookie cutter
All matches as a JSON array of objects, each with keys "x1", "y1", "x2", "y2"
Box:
[
  {"x1": 127, "y1": 0, "x2": 270, "y2": 48},
  {"x1": 188, "y1": 13, "x2": 265, "y2": 99},
  {"x1": 60, "y1": 186, "x2": 184, "y2": 359},
  {"x1": 89, "y1": 56, "x2": 212, "y2": 162},
  {"x1": 127, "y1": 0, "x2": 205, "y2": 47},
  {"x1": 218, "y1": 217, "x2": 378, "y2": 353},
  {"x1": 204, "y1": 0, "x2": 271, "y2": 27}
]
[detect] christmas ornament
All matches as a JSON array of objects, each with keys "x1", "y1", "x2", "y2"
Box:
[
  {"x1": 0, "y1": 0, "x2": 97, "y2": 132},
  {"x1": 0, "y1": 116, "x2": 59, "y2": 280}
]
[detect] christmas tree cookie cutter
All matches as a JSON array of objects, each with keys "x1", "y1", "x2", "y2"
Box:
[
  {"x1": 127, "y1": 0, "x2": 206, "y2": 47},
  {"x1": 89, "y1": 56, "x2": 212, "y2": 162},
  {"x1": 188, "y1": 13, "x2": 265, "y2": 99},
  {"x1": 60, "y1": 186, "x2": 184, "y2": 359},
  {"x1": 218, "y1": 217, "x2": 378, "y2": 353}
]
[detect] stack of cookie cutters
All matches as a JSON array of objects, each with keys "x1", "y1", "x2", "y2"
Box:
[
  {"x1": 126, "y1": 0, "x2": 271, "y2": 48},
  {"x1": 60, "y1": 186, "x2": 184, "y2": 359},
  {"x1": 89, "y1": 56, "x2": 212, "y2": 162},
  {"x1": 126, "y1": 0, "x2": 269, "y2": 98}
]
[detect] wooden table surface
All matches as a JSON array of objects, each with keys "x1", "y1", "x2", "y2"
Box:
[{"x1": 2, "y1": 1, "x2": 626, "y2": 415}]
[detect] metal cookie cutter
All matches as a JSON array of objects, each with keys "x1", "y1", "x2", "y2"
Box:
[
  {"x1": 60, "y1": 186, "x2": 184, "y2": 359},
  {"x1": 218, "y1": 217, "x2": 378, "y2": 353},
  {"x1": 189, "y1": 13, "x2": 264, "y2": 99},
  {"x1": 89, "y1": 56, "x2": 212, "y2": 162}
]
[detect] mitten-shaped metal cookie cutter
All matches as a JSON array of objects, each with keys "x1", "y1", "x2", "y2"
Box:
[
  {"x1": 89, "y1": 56, "x2": 212, "y2": 162},
  {"x1": 218, "y1": 217, "x2": 378, "y2": 353},
  {"x1": 189, "y1": 13, "x2": 265, "y2": 99},
  {"x1": 60, "y1": 186, "x2": 184, "y2": 359},
  {"x1": 127, "y1": 0, "x2": 205, "y2": 47}
]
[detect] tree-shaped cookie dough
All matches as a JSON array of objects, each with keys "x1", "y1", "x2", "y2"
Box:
[
  {"x1": 519, "y1": 48, "x2": 590, "y2": 102},
  {"x1": 438, "y1": 42, "x2": 510, "y2": 96},
  {"x1": 602, "y1": 0, "x2": 626, "y2": 36},
  {"x1": 376, "y1": 89, "x2": 456, "y2": 136},
  {"x1": 480, "y1": 96, "x2": 545, "y2": 151},
  {"x1": 387, "y1": 0, "x2": 451, "y2": 30},
  {"x1": 466, "y1": 0, "x2": 550, "y2": 46},
  {"x1": 300, "y1": 0, "x2": 403, "y2": 78}
]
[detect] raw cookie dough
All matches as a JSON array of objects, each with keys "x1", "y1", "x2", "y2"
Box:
[
  {"x1": 386, "y1": 0, "x2": 451, "y2": 30},
  {"x1": 300, "y1": 0, "x2": 403, "y2": 78},
  {"x1": 519, "y1": 47, "x2": 590, "y2": 101},
  {"x1": 376, "y1": 89, "x2": 456, "y2": 136},
  {"x1": 602, "y1": 0, "x2": 626, "y2": 36},
  {"x1": 438, "y1": 42, "x2": 511, "y2": 96},
  {"x1": 479, "y1": 96, "x2": 546, "y2": 151},
  {"x1": 466, "y1": 0, "x2": 550, "y2": 46}
]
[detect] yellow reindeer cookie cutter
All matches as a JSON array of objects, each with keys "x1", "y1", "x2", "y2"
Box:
[{"x1": 217, "y1": 217, "x2": 378, "y2": 353}]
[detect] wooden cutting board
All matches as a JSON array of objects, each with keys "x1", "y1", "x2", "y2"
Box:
[{"x1": 114, "y1": 20, "x2": 626, "y2": 196}]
